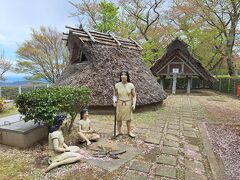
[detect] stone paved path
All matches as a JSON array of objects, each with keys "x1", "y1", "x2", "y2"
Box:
[{"x1": 123, "y1": 95, "x2": 215, "y2": 180}]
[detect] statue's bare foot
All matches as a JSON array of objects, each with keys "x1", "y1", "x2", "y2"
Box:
[
  {"x1": 87, "y1": 141, "x2": 91, "y2": 146},
  {"x1": 128, "y1": 132, "x2": 136, "y2": 138},
  {"x1": 115, "y1": 132, "x2": 123, "y2": 137}
]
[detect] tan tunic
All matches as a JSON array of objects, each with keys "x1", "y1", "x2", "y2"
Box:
[
  {"x1": 79, "y1": 119, "x2": 99, "y2": 140},
  {"x1": 48, "y1": 130, "x2": 80, "y2": 163},
  {"x1": 115, "y1": 82, "x2": 135, "y2": 121}
]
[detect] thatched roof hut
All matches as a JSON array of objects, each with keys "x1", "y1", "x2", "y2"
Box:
[{"x1": 56, "y1": 26, "x2": 167, "y2": 107}]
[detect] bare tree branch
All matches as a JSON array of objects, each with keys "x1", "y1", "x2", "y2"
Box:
[{"x1": 0, "y1": 51, "x2": 12, "y2": 81}]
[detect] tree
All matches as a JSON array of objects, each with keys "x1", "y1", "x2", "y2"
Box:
[
  {"x1": 173, "y1": 0, "x2": 240, "y2": 76},
  {"x1": 118, "y1": 0, "x2": 171, "y2": 66},
  {"x1": 16, "y1": 26, "x2": 69, "y2": 83},
  {"x1": 70, "y1": 0, "x2": 120, "y2": 33},
  {"x1": 0, "y1": 51, "x2": 12, "y2": 81},
  {"x1": 119, "y1": 0, "x2": 165, "y2": 41},
  {"x1": 167, "y1": 0, "x2": 224, "y2": 73}
]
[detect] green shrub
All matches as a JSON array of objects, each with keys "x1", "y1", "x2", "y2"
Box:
[
  {"x1": 1, "y1": 87, "x2": 18, "y2": 100},
  {"x1": 0, "y1": 98, "x2": 5, "y2": 113},
  {"x1": 15, "y1": 86, "x2": 91, "y2": 132}
]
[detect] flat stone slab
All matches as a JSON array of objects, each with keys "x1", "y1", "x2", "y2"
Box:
[
  {"x1": 161, "y1": 146, "x2": 178, "y2": 156},
  {"x1": 183, "y1": 127, "x2": 196, "y2": 132},
  {"x1": 0, "y1": 114, "x2": 21, "y2": 125},
  {"x1": 82, "y1": 140, "x2": 143, "y2": 172},
  {"x1": 182, "y1": 114, "x2": 192, "y2": 117},
  {"x1": 185, "y1": 171, "x2": 207, "y2": 180},
  {"x1": 156, "y1": 154, "x2": 177, "y2": 166},
  {"x1": 184, "y1": 144, "x2": 200, "y2": 152},
  {"x1": 185, "y1": 159, "x2": 205, "y2": 173},
  {"x1": 135, "y1": 128, "x2": 148, "y2": 134},
  {"x1": 155, "y1": 164, "x2": 177, "y2": 178},
  {"x1": 153, "y1": 121, "x2": 166, "y2": 126},
  {"x1": 184, "y1": 131, "x2": 197, "y2": 138},
  {"x1": 168, "y1": 125, "x2": 180, "y2": 130},
  {"x1": 183, "y1": 123, "x2": 194, "y2": 128},
  {"x1": 168, "y1": 121, "x2": 179, "y2": 125},
  {"x1": 149, "y1": 127, "x2": 163, "y2": 133},
  {"x1": 129, "y1": 160, "x2": 152, "y2": 173},
  {"x1": 167, "y1": 129, "x2": 180, "y2": 136},
  {"x1": 124, "y1": 170, "x2": 148, "y2": 180},
  {"x1": 166, "y1": 134, "x2": 179, "y2": 142},
  {"x1": 144, "y1": 135, "x2": 161, "y2": 145},
  {"x1": 164, "y1": 140, "x2": 179, "y2": 148},
  {"x1": 185, "y1": 148, "x2": 203, "y2": 161}
]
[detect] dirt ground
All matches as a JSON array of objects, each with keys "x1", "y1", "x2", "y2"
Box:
[{"x1": 0, "y1": 90, "x2": 239, "y2": 180}]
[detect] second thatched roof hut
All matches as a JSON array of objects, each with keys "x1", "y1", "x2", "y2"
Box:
[{"x1": 56, "y1": 26, "x2": 167, "y2": 108}]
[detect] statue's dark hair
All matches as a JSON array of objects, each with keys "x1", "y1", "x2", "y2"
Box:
[
  {"x1": 119, "y1": 70, "x2": 130, "y2": 82},
  {"x1": 49, "y1": 113, "x2": 66, "y2": 133},
  {"x1": 80, "y1": 108, "x2": 89, "y2": 120}
]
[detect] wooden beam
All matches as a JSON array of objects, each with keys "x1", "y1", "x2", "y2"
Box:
[
  {"x1": 128, "y1": 37, "x2": 143, "y2": 50},
  {"x1": 109, "y1": 33, "x2": 121, "y2": 47},
  {"x1": 65, "y1": 26, "x2": 81, "y2": 31},
  {"x1": 89, "y1": 30, "x2": 111, "y2": 36},
  {"x1": 159, "y1": 76, "x2": 164, "y2": 90},
  {"x1": 172, "y1": 73, "x2": 177, "y2": 95},
  {"x1": 71, "y1": 32, "x2": 89, "y2": 38},
  {"x1": 187, "y1": 75, "x2": 191, "y2": 94},
  {"x1": 82, "y1": 27, "x2": 96, "y2": 42}
]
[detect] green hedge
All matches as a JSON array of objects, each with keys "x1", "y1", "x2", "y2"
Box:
[{"x1": 211, "y1": 78, "x2": 240, "y2": 96}]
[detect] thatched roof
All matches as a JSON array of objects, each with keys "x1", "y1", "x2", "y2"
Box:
[
  {"x1": 63, "y1": 25, "x2": 142, "y2": 51},
  {"x1": 56, "y1": 26, "x2": 167, "y2": 106},
  {"x1": 151, "y1": 38, "x2": 217, "y2": 82}
]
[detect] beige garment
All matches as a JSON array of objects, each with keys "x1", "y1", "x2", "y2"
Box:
[
  {"x1": 79, "y1": 119, "x2": 99, "y2": 141},
  {"x1": 48, "y1": 130, "x2": 80, "y2": 163},
  {"x1": 79, "y1": 133, "x2": 99, "y2": 142},
  {"x1": 115, "y1": 82, "x2": 135, "y2": 121},
  {"x1": 79, "y1": 119, "x2": 90, "y2": 131}
]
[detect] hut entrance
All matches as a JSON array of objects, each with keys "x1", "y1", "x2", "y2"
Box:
[{"x1": 151, "y1": 38, "x2": 217, "y2": 94}]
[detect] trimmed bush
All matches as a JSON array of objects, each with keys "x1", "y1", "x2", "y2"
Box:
[
  {"x1": 0, "y1": 98, "x2": 5, "y2": 113},
  {"x1": 15, "y1": 86, "x2": 91, "y2": 132}
]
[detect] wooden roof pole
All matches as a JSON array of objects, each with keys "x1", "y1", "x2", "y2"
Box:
[
  {"x1": 82, "y1": 27, "x2": 96, "y2": 42},
  {"x1": 109, "y1": 33, "x2": 121, "y2": 47},
  {"x1": 128, "y1": 37, "x2": 143, "y2": 50},
  {"x1": 65, "y1": 26, "x2": 81, "y2": 31}
]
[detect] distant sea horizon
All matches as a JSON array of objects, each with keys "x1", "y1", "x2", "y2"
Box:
[
  {"x1": 3, "y1": 74, "x2": 26, "y2": 82},
  {"x1": 0, "y1": 74, "x2": 48, "y2": 86}
]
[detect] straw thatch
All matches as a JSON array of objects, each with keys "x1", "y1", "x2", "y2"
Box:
[{"x1": 56, "y1": 26, "x2": 167, "y2": 107}]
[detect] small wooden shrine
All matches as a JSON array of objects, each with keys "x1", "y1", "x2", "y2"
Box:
[{"x1": 150, "y1": 38, "x2": 217, "y2": 94}]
